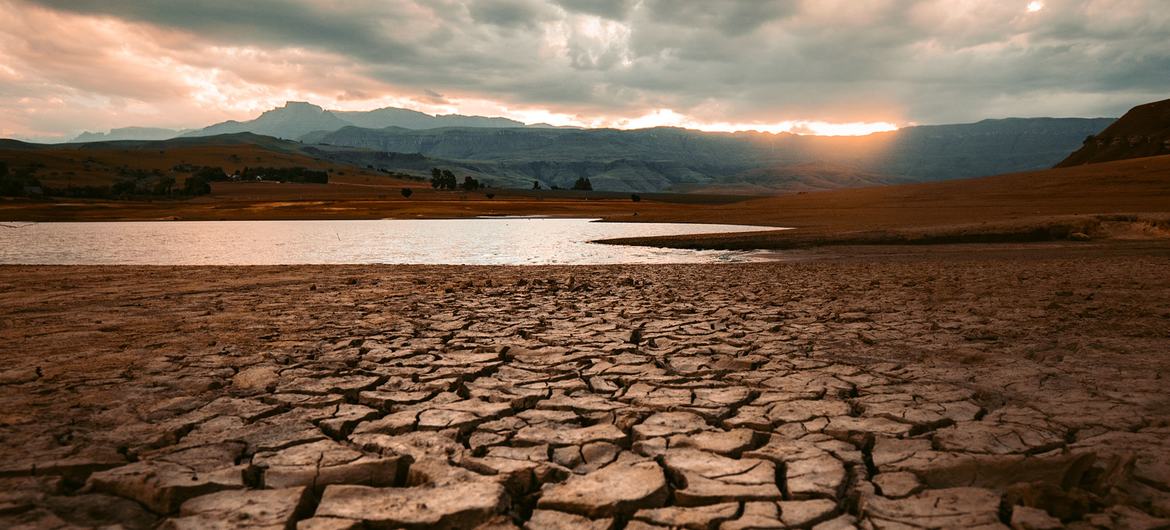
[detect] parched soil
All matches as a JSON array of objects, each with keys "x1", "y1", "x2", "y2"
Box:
[{"x1": 1, "y1": 242, "x2": 1169, "y2": 528}]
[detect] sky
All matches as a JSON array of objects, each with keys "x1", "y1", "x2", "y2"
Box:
[{"x1": 1, "y1": 0, "x2": 1168, "y2": 141}]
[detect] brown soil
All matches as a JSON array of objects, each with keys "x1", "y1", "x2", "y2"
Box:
[{"x1": 1, "y1": 242, "x2": 1168, "y2": 527}]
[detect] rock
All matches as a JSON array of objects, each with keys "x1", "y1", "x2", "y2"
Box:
[
  {"x1": 161, "y1": 487, "x2": 311, "y2": 529},
  {"x1": 42, "y1": 493, "x2": 159, "y2": 529},
  {"x1": 537, "y1": 457, "x2": 668, "y2": 517},
  {"x1": 862, "y1": 487, "x2": 1007, "y2": 529},
  {"x1": 871, "y1": 436, "x2": 1090, "y2": 490},
  {"x1": 318, "y1": 404, "x2": 380, "y2": 438},
  {"x1": 662, "y1": 449, "x2": 782, "y2": 506},
  {"x1": 0, "y1": 448, "x2": 127, "y2": 483},
  {"x1": 87, "y1": 442, "x2": 249, "y2": 513},
  {"x1": 1069, "y1": 232, "x2": 1091, "y2": 241},
  {"x1": 197, "y1": 397, "x2": 281, "y2": 422},
  {"x1": 812, "y1": 515, "x2": 859, "y2": 530},
  {"x1": 538, "y1": 393, "x2": 627, "y2": 414},
  {"x1": 297, "y1": 517, "x2": 364, "y2": 530},
  {"x1": 721, "y1": 500, "x2": 838, "y2": 529},
  {"x1": 232, "y1": 366, "x2": 280, "y2": 391},
  {"x1": 1010, "y1": 505, "x2": 1063, "y2": 530},
  {"x1": 855, "y1": 392, "x2": 982, "y2": 427},
  {"x1": 873, "y1": 472, "x2": 923, "y2": 499},
  {"x1": 934, "y1": 407, "x2": 1067, "y2": 455},
  {"x1": 1088, "y1": 505, "x2": 1170, "y2": 529},
  {"x1": 777, "y1": 500, "x2": 840, "y2": 528},
  {"x1": 668, "y1": 429, "x2": 758, "y2": 457},
  {"x1": 512, "y1": 423, "x2": 627, "y2": 447},
  {"x1": 352, "y1": 410, "x2": 420, "y2": 435},
  {"x1": 632, "y1": 503, "x2": 739, "y2": 529},
  {"x1": 632, "y1": 412, "x2": 710, "y2": 440},
  {"x1": 254, "y1": 439, "x2": 405, "y2": 490},
  {"x1": 525, "y1": 509, "x2": 613, "y2": 530},
  {"x1": 416, "y1": 399, "x2": 513, "y2": 432},
  {"x1": 315, "y1": 481, "x2": 506, "y2": 529},
  {"x1": 744, "y1": 437, "x2": 846, "y2": 499}
]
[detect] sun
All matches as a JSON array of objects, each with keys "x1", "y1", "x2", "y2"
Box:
[{"x1": 1026, "y1": 1, "x2": 1044, "y2": 13}]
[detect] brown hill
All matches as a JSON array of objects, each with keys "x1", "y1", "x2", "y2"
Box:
[
  {"x1": 601, "y1": 154, "x2": 1170, "y2": 249},
  {"x1": 0, "y1": 135, "x2": 419, "y2": 190},
  {"x1": 1057, "y1": 98, "x2": 1170, "y2": 167}
]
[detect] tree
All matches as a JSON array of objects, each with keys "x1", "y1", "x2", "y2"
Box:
[
  {"x1": 486, "y1": 192, "x2": 496, "y2": 199},
  {"x1": 183, "y1": 175, "x2": 212, "y2": 196},
  {"x1": 572, "y1": 177, "x2": 593, "y2": 191},
  {"x1": 112, "y1": 180, "x2": 136, "y2": 197},
  {"x1": 631, "y1": 193, "x2": 642, "y2": 202},
  {"x1": 153, "y1": 176, "x2": 175, "y2": 196},
  {"x1": 401, "y1": 188, "x2": 413, "y2": 198},
  {"x1": 532, "y1": 181, "x2": 541, "y2": 190},
  {"x1": 430, "y1": 167, "x2": 442, "y2": 189},
  {"x1": 461, "y1": 176, "x2": 480, "y2": 191},
  {"x1": 441, "y1": 170, "x2": 457, "y2": 190}
]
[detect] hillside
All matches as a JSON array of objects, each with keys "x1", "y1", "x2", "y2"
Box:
[
  {"x1": 0, "y1": 134, "x2": 421, "y2": 191},
  {"x1": 601, "y1": 154, "x2": 1170, "y2": 249},
  {"x1": 308, "y1": 118, "x2": 1114, "y2": 192},
  {"x1": 1057, "y1": 98, "x2": 1170, "y2": 167}
]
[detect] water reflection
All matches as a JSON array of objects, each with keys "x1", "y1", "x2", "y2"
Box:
[{"x1": 0, "y1": 219, "x2": 781, "y2": 265}]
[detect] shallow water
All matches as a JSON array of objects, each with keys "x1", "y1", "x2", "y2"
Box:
[{"x1": 0, "y1": 218, "x2": 781, "y2": 265}]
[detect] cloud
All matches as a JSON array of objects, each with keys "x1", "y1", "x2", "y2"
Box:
[{"x1": 2, "y1": 0, "x2": 1168, "y2": 140}]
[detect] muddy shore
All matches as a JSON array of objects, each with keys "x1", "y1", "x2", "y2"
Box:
[{"x1": 1, "y1": 242, "x2": 1168, "y2": 528}]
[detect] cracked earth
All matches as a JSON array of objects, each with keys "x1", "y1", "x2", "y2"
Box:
[{"x1": 1, "y1": 244, "x2": 1169, "y2": 529}]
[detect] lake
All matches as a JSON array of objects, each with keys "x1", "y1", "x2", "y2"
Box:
[{"x1": 0, "y1": 218, "x2": 781, "y2": 265}]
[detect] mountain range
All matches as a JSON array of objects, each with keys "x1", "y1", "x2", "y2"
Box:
[
  {"x1": 180, "y1": 101, "x2": 531, "y2": 140},
  {"x1": 61, "y1": 101, "x2": 1119, "y2": 193},
  {"x1": 73, "y1": 126, "x2": 194, "y2": 143},
  {"x1": 70, "y1": 102, "x2": 533, "y2": 143},
  {"x1": 307, "y1": 117, "x2": 1114, "y2": 192}
]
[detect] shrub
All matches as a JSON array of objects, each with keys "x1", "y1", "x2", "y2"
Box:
[
  {"x1": 572, "y1": 177, "x2": 593, "y2": 191},
  {"x1": 183, "y1": 175, "x2": 212, "y2": 196},
  {"x1": 401, "y1": 188, "x2": 413, "y2": 198},
  {"x1": 631, "y1": 193, "x2": 642, "y2": 202}
]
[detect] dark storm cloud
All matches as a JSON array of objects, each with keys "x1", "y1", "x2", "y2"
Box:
[
  {"x1": 552, "y1": 0, "x2": 635, "y2": 19},
  {"x1": 4, "y1": 0, "x2": 1170, "y2": 139}
]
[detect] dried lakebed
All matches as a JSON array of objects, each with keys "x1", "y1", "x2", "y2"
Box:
[{"x1": 1, "y1": 245, "x2": 1169, "y2": 529}]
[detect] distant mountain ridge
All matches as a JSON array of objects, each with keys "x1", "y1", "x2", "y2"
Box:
[
  {"x1": 50, "y1": 101, "x2": 1121, "y2": 193},
  {"x1": 1057, "y1": 98, "x2": 1170, "y2": 167},
  {"x1": 307, "y1": 117, "x2": 1114, "y2": 192},
  {"x1": 182, "y1": 101, "x2": 527, "y2": 140},
  {"x1": 72, "y1": 126, "x2": 191, "y2": 143}
]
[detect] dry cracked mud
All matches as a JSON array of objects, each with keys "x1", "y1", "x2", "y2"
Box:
[{"x1": 1, "y1": 243, "x2": 1169, "y2": 529}]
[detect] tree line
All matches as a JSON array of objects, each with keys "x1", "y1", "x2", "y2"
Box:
[{"x1": 430, "y1": 168, "x2": 483, "y2": 191}]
